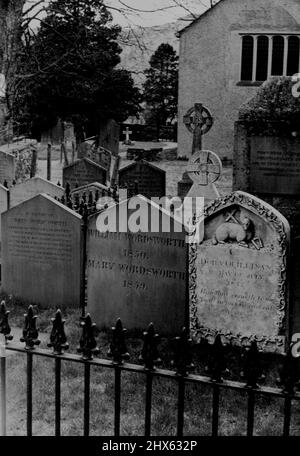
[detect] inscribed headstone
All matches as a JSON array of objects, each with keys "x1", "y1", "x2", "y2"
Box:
[
  {"x1": 87, "y1": 195, "x2": 187, "y2": 334},
  {"x1": 2, "y1": 194, "x2": 82, "y2": 308},
  {"x1": 63, "y1": 158, "x2": 106, "y2": 189},
  {"x1": 118, "y1": 160, "x2": 166, "y2": 199},
  {"x1": 189, "y1": 191, "x2": 290, "y2": 354}
]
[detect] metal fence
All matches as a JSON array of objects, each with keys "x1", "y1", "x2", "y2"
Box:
[{"x1": 0, "y1": 302, "x2": 300, "y2": 437}]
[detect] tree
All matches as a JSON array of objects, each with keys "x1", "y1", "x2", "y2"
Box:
[
  {"x1": 12, "y1": 0, "x2": 141, "y2": 138},
  {"x1": 143, "y1": 43, "x2": 178, "y2": 140}
]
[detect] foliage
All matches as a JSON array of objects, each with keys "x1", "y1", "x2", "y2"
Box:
[
  {"x1": 143, "y1": 43, "x2": 178, "y2": 140},
  {"x1": 239, "y1": 76, "x2": 300, "y2": 123},
  {"x1": 11, "y1": 0, "x2": 141, "y2": 138}
]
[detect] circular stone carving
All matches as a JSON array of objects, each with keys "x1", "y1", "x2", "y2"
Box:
[
  {"x1": 187, "y1": 150, "x2": 222, "y2": 186},
  {"x1": 183, "y1": 105, "x2": 213, "y2": 135}
]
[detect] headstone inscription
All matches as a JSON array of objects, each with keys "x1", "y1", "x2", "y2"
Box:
[
  {"x1": 63, "y1": 158, "x2": 106, "y2": 189},
  {"x1": 234, "y1": 127, "x2": 300, "y2": 196},
  {"x1": 118, "y1": 160, "x2": 166, "y2": 199},
  {"x1": 2, "y1": 194, "x2": 82, "y2": 308},
  {"x1": 9, "y1": 177, "x2": 65, "y2": 208},
  {"x1": 86, "y1": 195, "x2": 188, "y2": 334},
  {"x1": 178, "y1": 103, "x2": 214, "y2": 197},
  {"x1": 189, "y1": 191, "x2": 290, "y2": 354},
  {"x1": 0, "y1": 150, "x2": 14, "y2": 186}
]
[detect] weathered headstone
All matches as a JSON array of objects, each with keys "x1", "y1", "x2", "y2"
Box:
[
  {"x1": 9, "y1": 177, "x2": 65, "y2": 208},
  {"x1": 0, "y1": 183, "x2": 8, "y2": 243},
  {"x1": 63, "y1": 158, "x2": 106, "y2": 189},
  {"x1": 189, "y1": 191, "x2": 290, "y2": 354},
  {"x1": 118, "y1": 160, "x2": 166, "y2": 199},
  {"x1": 87, "y1": 195, "x2": 188, "y2": 334},
  {"x1": 2, "y1": 194, "x2": 82, "y2": 308},
  {"x1": 0, "y1": 150, "x2": 14, "y2": 186},
  {"x1": 178, "y1": 103, "x2": 214, "y2": 197},
  {"x1": 99, "y1": 119, "x2": 120, "y2": 156}
]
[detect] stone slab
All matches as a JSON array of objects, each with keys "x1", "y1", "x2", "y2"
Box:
[
  {"x1": 9, "y1": 177, "x2": 65, "y2": 208},
  {"x1": 87, "y1": 195, "x2": 187, "y2": 334},
  {"x1": 63, "y1": 158, "x2": 106, "y2": 190},
  {"x1": 0, "y1": 150, "x2": 14, "y2": 186},
  {"x1": 189, "y1": 191, "x2": 290, "y2": 353},
  {"x1": 118, "y1": 160, "x2": 166, "y2": 199},
  {"x1": 2, "y1": 194, "x2": 82, "y2": 308}
]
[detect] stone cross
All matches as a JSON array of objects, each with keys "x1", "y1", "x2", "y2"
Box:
[
  {"x1": 186, "y1": 150, "x2": 222, "y2": 201},
  {"x1": 187, "y1": 150, "x2": 222, "y2": 186},
  {"x1": 123, "y1": 127, "x2": 133, "y2": 145},
  {"x1": 183, "y1": 103, "x2": 214, "y2": 154}
]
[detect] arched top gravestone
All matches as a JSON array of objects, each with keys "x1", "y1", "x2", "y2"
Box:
[{"x1": 189, "y1": 191, "x2": 290, "y2": 353}]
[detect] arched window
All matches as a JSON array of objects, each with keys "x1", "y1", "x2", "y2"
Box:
[
  {"x1": 287, "y1": 36, "x2": 300, "y2": 76},
  {"x1": 256, "y1": 36, "x2": 269, "y2": 81},
  {"x1": 241, "y1": 36, "x2": 254, "y2": 81}
]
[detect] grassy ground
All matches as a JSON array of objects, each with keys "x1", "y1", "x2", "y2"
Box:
[{"x1": 4, "y1": 302, "x2": 300, "y2": 436}]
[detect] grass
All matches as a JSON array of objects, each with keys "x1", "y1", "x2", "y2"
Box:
[{"x1": 3, "y1": 303, "x2": 300, "y2": 436}]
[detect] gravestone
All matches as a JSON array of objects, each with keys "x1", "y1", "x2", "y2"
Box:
[
  {"x1": 178, "y1": 103, "x2": 214, "y2": 197},
  {"x1": 2, "y1": 194, "x2": 82, "y2": 308},
  {"x1": 186, "y1": 150, "x2": 222, "y2": 202},
  {"x1": 189, "y1": 191, "x2": 290, "y2": 354},
  {"x1": 9, "y1": 177, "x2": 65, "y2": 208},
  {"x1": 118, "y1": 160, "x2": 166, "y2": 199},
  {"x1": 0, "y1": 150, "x2": 14, "y2": 186},
  {"x1": 87, "y1": 195, "x2": 188, "y2": 334},
  {"x1": 99, "y1": 119, "x2": 120, "y2": 156},
  {"x1": 63, "y1": 158, "x2": 106, "y2": 190}
]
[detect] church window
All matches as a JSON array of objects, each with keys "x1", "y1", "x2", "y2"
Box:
[{"x1": 240, "y1": 34, "x2": 300, "y2": 83}]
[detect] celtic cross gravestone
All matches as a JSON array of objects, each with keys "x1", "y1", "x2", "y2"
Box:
[{"x1": 178, "y1": 103, "x2": 214, "y2": 197}]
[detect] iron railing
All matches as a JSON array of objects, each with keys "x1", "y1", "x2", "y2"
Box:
[{"x1": 0, "y1": 302, "x2": 300, "y2": 437}]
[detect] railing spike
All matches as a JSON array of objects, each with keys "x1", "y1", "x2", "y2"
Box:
[
  {"x1": 20, "y1": 305, "x2": 40, "y2": 350},
  {"x1": 207, "y1": 334, "x2": 227, "y2": 382},
  {"x1": 48, "y1": 309, "x2": 69, "y2": 355},
  {"x1": 241, "y1": 341, "x2": 264, "y2": 388},
  {"x1": 171, "y1": 327, "x2": 194, "y2": 376},
  {"x1": 107, "y1": 318, "x2": 130, "y2": 364},
  {"x1": 77, "y1": 314, "x2": 99, "y2": 361},
  {"x1": 139, "y1": 323, "x2": 161, "y2": 370},
  {"x1": 0, "y1": 300, "x2": 13, "y2": 342}
]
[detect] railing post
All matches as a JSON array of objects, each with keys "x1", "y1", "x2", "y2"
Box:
[
  {"x1": 0, "y1": 334, "x2": 6, "y2": 436},
  {"x1": 108, "y1": 319, "x2": 130, "y2": 437},
  {"x1": 171, "y1": 328, "x2": 194, "y2": 437}
]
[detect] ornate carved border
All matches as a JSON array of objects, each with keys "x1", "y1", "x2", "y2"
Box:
[{"x1": 189, "y1": 191, "x2": 289, "y2": 353}]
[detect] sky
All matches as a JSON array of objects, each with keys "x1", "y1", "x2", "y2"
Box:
[
  {"x1": 24, "y1": 0, "x2": 213, "y2": 29},
  {"x1": 106, "y1": 0, "x2": 211, "y2": 27}
]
